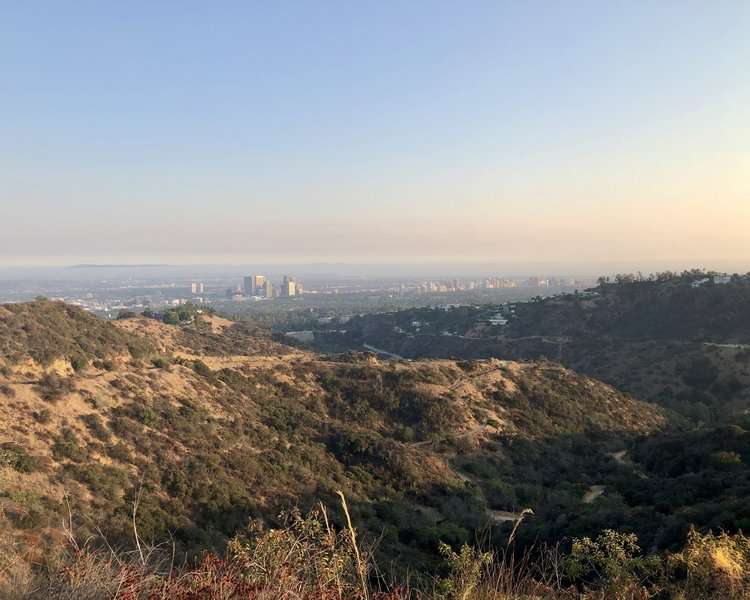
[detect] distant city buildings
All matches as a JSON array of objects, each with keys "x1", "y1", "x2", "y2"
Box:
[
  {"x1": 408, "y1": 275, "x2": 592, "y2": 296},
  {"x1": 8, "y1": 270, "x2": 606, "y2": 318},
  {"x1": 243, "y1": 275, "x2": 267, "y2": 296},
  {"x1": 280, "y1": 275, "x2": 304, "y2": 297},
  {"x1": 238, "y1": 274, "x2": 304, "y2": 299}
]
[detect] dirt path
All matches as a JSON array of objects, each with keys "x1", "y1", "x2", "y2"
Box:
[
  {"x1": 611, "y1": 450, "x2": 628, "y2": 464},
  {"x1": 449, "y1": 363, "x2": 511, "y2": 391},
  {"x1": 582, "y1": 485, "x2": 605, "y2": 503},
  {"x1": 609, "y1": 450, "x2": 649, "y2": 479},
  {"x1": 487, "y1": 509, "x2": 523, "y2": 522},
  {"x1": 410, "y1": 423, "x2": 495, "y2": 448}
]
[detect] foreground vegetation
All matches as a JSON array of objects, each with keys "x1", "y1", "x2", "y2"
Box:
[{"x1": 2, "y1": 501, "x2": 749, "y2": 599}]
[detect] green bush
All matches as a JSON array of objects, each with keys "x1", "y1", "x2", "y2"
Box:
[
  {"x1": 52, "y1": 428, "x2": 87, "y2": 462},
  {"x1": 563, "y1": 529, "x2": 662, "y2": 599},
  {"x1": 0, "y1": 443, "x2": 42, "y2": 473}
]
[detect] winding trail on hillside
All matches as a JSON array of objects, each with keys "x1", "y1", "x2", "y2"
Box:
[
  {"x1": 409, "y1": 423, "x2": 495, "y2": 448},
  {"x1": 449, "y1": 363, "x2": 512, "y2": 391},
  {"x1": 409, "y1": 365, "x2": 511, "y2": 447},
  {"x1": 609, "y1": 450, "x2": 649, "y2": 479}
]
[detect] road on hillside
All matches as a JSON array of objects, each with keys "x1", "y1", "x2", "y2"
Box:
[{"x1": 362, "y1": 344, "x2": 408, "y2": 360}]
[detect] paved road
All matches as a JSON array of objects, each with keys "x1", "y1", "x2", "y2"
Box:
[
  {"x1": 362, "y1": 344, "x2": 408, "y2": 360},
  {"x1": 703, "y1": 342, "x2": 750, "y2": 349}
]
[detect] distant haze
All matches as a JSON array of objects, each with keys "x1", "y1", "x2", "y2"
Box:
[{"x1": 1, "y1": 3, "x2": 748, "y2": 269}]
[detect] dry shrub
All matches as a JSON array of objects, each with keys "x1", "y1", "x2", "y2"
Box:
[{"x1": 666, "y1": 527, "x2": 750, "y2": 600}]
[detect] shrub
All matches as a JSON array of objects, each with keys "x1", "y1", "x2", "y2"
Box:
[
  {"x1": 92, "y1": 359, "x2": 116, "y2": 371},
  {"x1": 70, "y1": 355, "x2": 88, "y2": 372},
  {"x1": 35, "y1": 372, "x2": 76, "y2": 402},
  {"x1": 192, "y1": 359, "x2": 212, "y2": 377},
  {"x1": 0, "y1": 443, "x2": 42, "y2": 473},
  {"x1": 33, "y1": 408, "x2": 52, "y2": 423},
  {"x1": 666, "y1": 528, "x2": 750, "y2": 599},
  {"x1": 150, "y1": 356, "x2": 172, "y2": 371},
  {"x1": 52, "y1": 428, "x2": 87, "y2": 462},
  {"x1": 107, "y1": 442, "x2": 132, "y2": 463},
  {"x1": 81, "y1": 413, "x2": 111, "y2": 442},
  {"x1": 436, "y1": 542, "x2": 493, "y2": 599},
  {"x1": 563, "y1": 529, "x2": 662, "y2": 599}
]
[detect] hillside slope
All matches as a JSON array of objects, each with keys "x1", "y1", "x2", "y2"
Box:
[
  {"x1": 1, "y1": 299, "x2": 670, "y2": 569},
  {"x1": 317, "y1": 277, "x2": 750, "y2": 419}
]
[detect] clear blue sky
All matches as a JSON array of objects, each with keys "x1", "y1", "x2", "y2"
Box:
[{"x1": 1, "y1": 2, "x2": 749, "y2": 269}]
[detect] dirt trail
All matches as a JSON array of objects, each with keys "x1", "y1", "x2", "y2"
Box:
[
  {"x1": 487, "y1": 509, "x2": 523, "y2": 522},
  {"x1": 410, "y1": 423, "x2": 495, "y2": 448},
  {"x1": 449, "y1": 363, "x2": 512, "y2": 391},
  {"x1": 609, "y1": 450, "x2": 649, "y2": 479},
  {"x1": 611, "y1": 450, "x2": 628, "y2": 464},
  {"x1": 583, "y1": 485, "x2": 605, "y2": 503}
]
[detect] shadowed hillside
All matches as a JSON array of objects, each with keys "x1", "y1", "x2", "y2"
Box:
[{"x1": 316, "y1": 274, "x2": 750, "y2": 420}]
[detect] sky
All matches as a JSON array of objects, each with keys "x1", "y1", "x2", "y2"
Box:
[{"x1": 1, "y1": 2, "x2": 749, "y2": 271}]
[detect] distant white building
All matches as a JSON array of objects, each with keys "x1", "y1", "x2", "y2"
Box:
[
  {"x1": 488, "y1": 313, "x2": 508, "y2": 326},
  {"x1": 692, "y1": 275, "x2": 732, "y2": 287}
]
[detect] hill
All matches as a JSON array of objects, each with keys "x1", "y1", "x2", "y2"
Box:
[
  {"x1": 0, "y1": 300, "x2": 675, "y2": 568},
  {"x1": 315, "y1": 275, "x2": 750, "y2": 420}
]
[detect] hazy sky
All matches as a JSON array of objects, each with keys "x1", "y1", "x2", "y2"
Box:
[{"x1": 1, "y1": 2, "x2": 749, "y2": 269}]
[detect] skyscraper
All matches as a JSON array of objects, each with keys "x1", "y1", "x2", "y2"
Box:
[
  {"x1": 253, "y1": 275, "x2": 265, "y2": 294},
  {"x1": 280, "y1": 275, "x2": 300, "y2": 297}
]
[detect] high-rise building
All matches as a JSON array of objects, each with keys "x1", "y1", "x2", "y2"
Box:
[
  {"x1": 243, "y1": 276, "x2": 253, "y2": 296},
  {"x1": 281, "y1": 275, "x2": 298, "y2": 297},
  {"x1": 264, "y1": 280, "x2": 273, "y2": 298},
  {"x1": 253, "y1": 275, "x2": 265, "y2": 294}
]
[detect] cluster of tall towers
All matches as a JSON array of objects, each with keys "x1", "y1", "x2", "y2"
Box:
[
  {"x1": 243, "y1": 275, "x2": 271, "y2": 298},
  {"x1": 243, "y1": 275, "x2": 302, "y2": 298}
]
